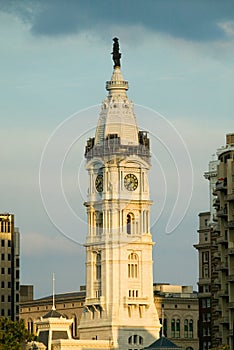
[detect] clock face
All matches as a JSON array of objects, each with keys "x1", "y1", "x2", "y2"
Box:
[
  {"x1": 124, "y1": 173, "x2": 138, "y2": 191},
  {"x1": 95, "y1": 174, "x2": 103, "y2": 192}
]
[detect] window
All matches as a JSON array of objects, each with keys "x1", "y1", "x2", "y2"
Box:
[
  {"x1": 1, "y1": 296, "x2": 4, "y2": 302},
  {"x1": 8, "y1": 254, "x2": 11, "y2": 261},
  {"x1": 202, "y1": 264, "x2": 209, "y2": 278},
  {"x1": 1, "y1": 253, "x2": 4, "y2": 260},
  {"x1": 96, "y1": 253, "x2": 101, "y2": 280},
  {"x1": 1, "y1": 281, "x2": 4, "y2": 288},
  {"x1": 127, "y1": 213, "x2": 135, "y2": 235},
  {"x1": 1, "y1": 267, "x2": 4, "y2": 274},
  {"x1": 8, "y1": 240, "x2": 11, "y2": 248},
  {"x1": 1, "y1": 240, "x2": 4, "y2": 247},
  {"x1": 171, "y1": 319, "x2": 175, "y2": 337},
  {"x1": 128, "y1": 335, "x2": 143, "y2": 347},
  {"x1": 189, "y1": 319, "x2": 193, "y2": 338},
  {"x1": 8, "y1": 282, "x2": 11, "y2": 288},
  {"x1": 175, "y1": 319, "x2": 180, "y2": 338},
  {"x1": 28, "y1": 319, "x2": 34, "y2": 333},
  {"x1": 203, "y1": 285, "x2": 210, "y2": 293},
  {"x1": 184, "y1": 319, "x2": 188, "y2": 338},
  {"x1": 128, "y1": 253, "x2": 138, "y2": 278},
  {"x1": 95, "y1": 211, "x2": 103, "y2": 235},
  {"x1": 202, "y1": 251, "x2": 209, "y2": 263}
]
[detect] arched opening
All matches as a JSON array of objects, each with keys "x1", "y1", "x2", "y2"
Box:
[
  {"x1": 96, "y1": 253, "x2": 101, "y2": 280},
  {"x1": 27, "y1": 318, "x2": 33, "y2": 333},
  {"x1": 128, "y1": 253, "x2": 138, "y2": 278},
  {"x1": 127, "y1": 213, "x2": 134, "y2": 235}
]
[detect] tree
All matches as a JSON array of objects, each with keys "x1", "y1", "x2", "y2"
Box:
[{"x1": 0, "y1": 317, "x2": 37, "y2": 349}]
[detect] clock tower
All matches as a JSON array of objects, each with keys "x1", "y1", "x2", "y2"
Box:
[{"x1": 79, "y1": 39, "x2": 161, "y2": 349}]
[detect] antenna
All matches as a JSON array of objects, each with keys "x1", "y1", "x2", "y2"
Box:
[{"x1": 52, "y1": 272, "x2": 56, "y2": 311}]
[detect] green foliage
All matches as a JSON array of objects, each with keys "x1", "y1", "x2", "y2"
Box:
[
  {"x1": 0, "y1": 317, "x2": 37, "y2": 350},
  {"x1": 210, "y1": 345, "x2": 230, "y2": 350}
]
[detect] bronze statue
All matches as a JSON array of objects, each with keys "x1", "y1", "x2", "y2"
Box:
[{"x1": 112, "y1": 37, "x2": 121, "y2": 68}]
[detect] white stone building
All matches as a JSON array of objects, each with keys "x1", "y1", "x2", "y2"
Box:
[{"x1": 24, "y1": 38, "x2": 170, "y2": 350}]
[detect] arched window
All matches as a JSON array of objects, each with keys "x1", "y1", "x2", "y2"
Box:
[
  {"x1": 189, "y1": 319, "x2": 193, "y2": 338},
  {"x1": 171, "y1": 319, "x2": 175, "y2": 338},
  {"x1": 128, "y1": 335, "x2": 143, "y2": 348},
  {"x1": 128, "y1": 253, "x2": 138, "y2": 278},
  {"x1": 171, "y1": 318, "x2": 180, "y2": 338},
  {"x1": 27, "y1": 318, "x2": 33, "y2": 333},
  {"x1": 95, "y1": 211, "x2": 103, "y2": 235},
  {"x1": 176, "y1": 319, "x2": 180, "y2": 338},
  {"x1": 96, "y1": 253, "x2": 101, "y2": 280},
  {"x1": 127, "y1": 213, "x2": 134, "y2": 235},
  {"x1": 184, "y1": 319, "x2": 188, "y2": 338}
]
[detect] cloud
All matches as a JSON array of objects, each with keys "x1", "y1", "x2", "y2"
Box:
[
  {"x1": 21, "y1": 231, "x2": 81, "y2": 257},
  {"x1": 1, "y1": 0, "x2": 234, "y2": 42}
]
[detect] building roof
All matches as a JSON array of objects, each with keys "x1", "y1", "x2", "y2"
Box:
[
  {"x1": 43, "y1": 309, "x2": 66, "y2": 319},
  {"x1": 144, "y1": 336, "x2": 181, "y2": 350},
  {"x1": 94, "y1": 66, "x2": 139, "y2": 147}
]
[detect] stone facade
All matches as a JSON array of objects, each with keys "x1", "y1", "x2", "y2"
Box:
[
  {"x1": 0, "y1": 213, "x2": 20, "y2": 320},
  {"x1": 195, "y1": 133, "x2": 234, "y2": 349},
  {"x1": 20, "y1": 284, "x2": 199, "y2": 350}
]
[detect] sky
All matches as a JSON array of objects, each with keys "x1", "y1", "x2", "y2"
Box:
[{"x1": 1, "y1": 0, "x2": 234, "y2": 298}]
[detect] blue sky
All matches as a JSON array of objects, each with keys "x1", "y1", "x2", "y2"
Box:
[{"x1": 1, "y1": 0, "x2": 234, "y2": 298}]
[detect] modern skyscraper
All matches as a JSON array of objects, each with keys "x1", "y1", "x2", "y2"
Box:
[
  {"x1": 78, "y1": 38, "x2": 161, "y2": 349},
  {"x1": 195, "y1": 133, "x2": 234, "y2": 349},
  {"x1": 0, "y1": 213, "x2": 20, "y2": 320}
]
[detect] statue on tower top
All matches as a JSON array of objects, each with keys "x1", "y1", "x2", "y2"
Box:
[{"x1": 112, "y1": 37, "x2": 121, "y2": 68}]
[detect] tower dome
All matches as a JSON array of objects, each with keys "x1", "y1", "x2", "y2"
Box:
[{"x1": 94, "y1": 39, "x2": 139, "y2": 146}]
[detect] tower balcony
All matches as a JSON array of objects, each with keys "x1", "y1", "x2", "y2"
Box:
[
  {"x1": 106, "y1": 79, "x2": 129, "y2": 91},
  {"x1": 85, "y1": 296, "x2": 105, "y2": 308},
  {"x1": 123, "y1": 296, "x2": 149, "y2": 306},
  {"x1": 85, "y1": 139, "x2": 150, "y2": 163}
]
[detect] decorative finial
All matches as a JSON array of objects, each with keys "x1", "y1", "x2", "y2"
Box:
[{"x1": 112, "y1": 37, "x2": 121, "y2": 68}]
